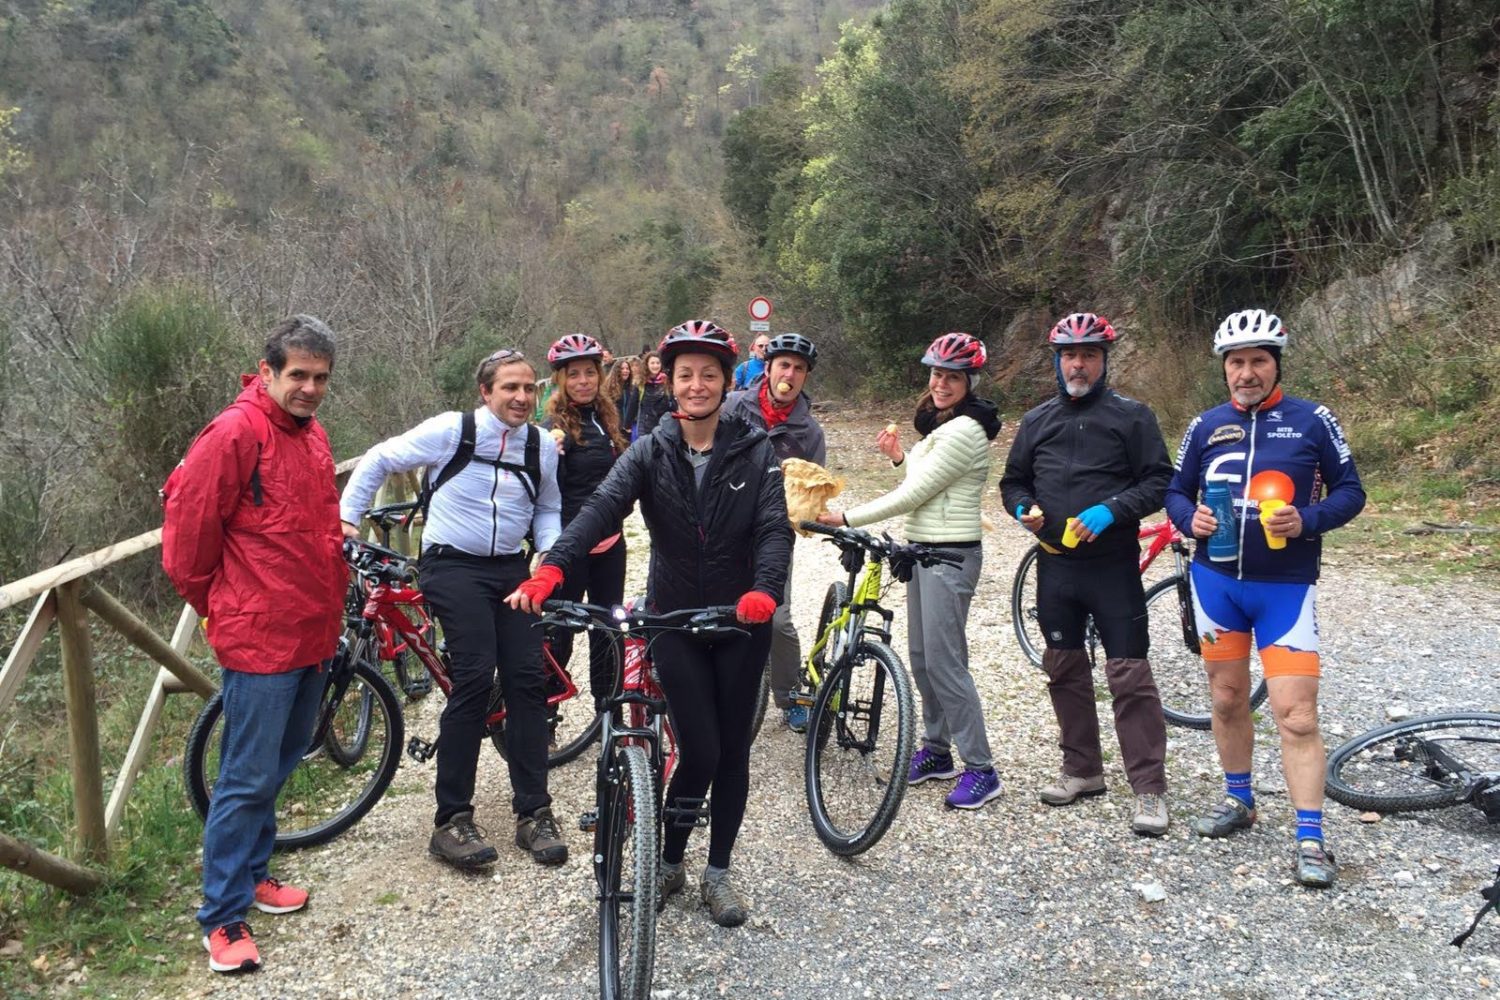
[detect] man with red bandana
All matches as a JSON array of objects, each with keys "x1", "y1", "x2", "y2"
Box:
[
  {"x1": 725, "y1": 332, "x2": 826, "y2": 732},
  {"x1": 1165, "y1": 308, "x2": 1365, "y2": 888}
]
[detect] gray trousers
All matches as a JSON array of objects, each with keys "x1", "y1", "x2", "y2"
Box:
[
  {"x1": 769, "y1": 548, "x2": 801, "y2": 709},
  {"x1": 907, "y1": 545, "x2": 992, "y2": 769}
]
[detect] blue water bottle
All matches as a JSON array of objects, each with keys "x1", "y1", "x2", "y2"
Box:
[{"x1": 1203, "y1": 481, "x2": 1238, "y2": 563}]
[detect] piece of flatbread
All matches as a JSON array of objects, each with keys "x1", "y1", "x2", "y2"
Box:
[{"x1": 782, "y1": 458, "x2": 844, "y2": 536}]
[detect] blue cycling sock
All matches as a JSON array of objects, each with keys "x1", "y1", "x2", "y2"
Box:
[
  {"x1": 1295, "y1": 809, "x2": 1324, "y2": 844},
  {"x1": 1225, "y1": 771, "x2": 1254, "y2": 809}
]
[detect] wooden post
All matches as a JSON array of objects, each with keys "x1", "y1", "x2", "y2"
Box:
[
  {"x1": 105, "y1": 672, "x2": 169, "y2": 839},
  {"x1": 0, "y1": 590, "x2": 54, "y2": 714},
  {"x1": 0, "y1": 830, "x2": 103, "y2": 895},
  {"x1": 77, "y1": 582, "x2": 217, "y2": 699},
  {"x1": 56, "y1": 581, "x2": 107, "y2": 864}
]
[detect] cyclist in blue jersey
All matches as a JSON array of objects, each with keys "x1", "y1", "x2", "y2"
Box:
[{"x1": 1164, "y1": 309, "x2": 1366, "y2": 888}]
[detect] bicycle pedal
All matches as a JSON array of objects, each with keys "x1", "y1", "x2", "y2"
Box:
[
  {"x1": 663, "y1": 797, "x2": 711, "y2": 830},
  {"x1": 406, "y1": 736, "x2": 437, "y2": 763},
  {"x1": 578, "y1": 810, "x2": 597, "y2": 832}
]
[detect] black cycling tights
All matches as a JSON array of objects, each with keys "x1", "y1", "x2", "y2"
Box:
[{"x1": 653, "y1": 623, "x2": 772, "y2": 869}]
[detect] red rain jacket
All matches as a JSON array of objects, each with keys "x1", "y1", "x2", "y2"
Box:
[{"x1": 162, "y1": 376, "x2": 347, "y2": 673}]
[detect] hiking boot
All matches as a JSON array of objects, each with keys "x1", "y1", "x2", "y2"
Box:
[
  {"x1": 700, "y1": 867, "x2": 748, "y2": 928},
  {"x1": 657, "y1": 861, "x2": 686, "y2": 912},
  {"x1": 1190, "y1": 797, "x2": 1257, "y2": 839},
  {"x1": 252, "y1": 876, "x2": 308, "y2": 914},
  {"x1": 1038, "y1": 772, "x2": 1106, "y2": 807},
  {"x1": 203, "y1": 921, "x2": 260, "y2": 974},
  {"x1": 944, "y1": 768, "x2": 1003, "y2": 810},
  {"x1": 515, "y1": 807, "x2": 569, "y2": 865},
  {"x1": 1294, "y1": 839, "x2": 1337, "y2": 889},
  {"x1": 783, "y1": 705, "x2": 809, "y2": 733},
  {"x1": 908, "y1": 747, "x2": 960, "y2": 785},
  {"x1": 1131, "y1": 794, "x2": 1170, "y2": 837},
  {"x1": 429, "y1": 811, "x2": 499, "y2": 869}
]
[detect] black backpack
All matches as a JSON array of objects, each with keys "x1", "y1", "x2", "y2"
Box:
[{"x1": 416, "y1": 410, "x2": 542, "y2": 516}]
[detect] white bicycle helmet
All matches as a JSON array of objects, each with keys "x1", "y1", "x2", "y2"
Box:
[{"x1": 1213, "y1": 309, "x2": 1287, "y2": 356}]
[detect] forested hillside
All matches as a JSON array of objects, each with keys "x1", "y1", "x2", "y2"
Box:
[{"x1": 0, "y1": 0, "x2": 1496, "y2": 582}]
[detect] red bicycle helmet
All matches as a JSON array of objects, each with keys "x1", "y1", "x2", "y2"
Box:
[
  {"x1": 658, "y1": 320, "x2": 738, "y2": 373},
  {"x1": 1047, "y1": 312, "x2": 1117, "y2": 348},
  {"x1": 547, "y1": 333, "x2": 605, "y2": 370},
  {"x1": 921, "y1": 332, "x2": 987, "y2": 372}
]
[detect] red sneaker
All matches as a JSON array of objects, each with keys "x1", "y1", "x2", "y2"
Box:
[
  {"x1": 203, "y1": 921, "x2": 260, "y2": 974},
  {"x1": 253, "y1": 876, "x2": 309, "y2": 914}
]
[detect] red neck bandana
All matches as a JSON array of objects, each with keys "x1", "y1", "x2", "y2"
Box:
[{"x1": 758, "y1": 381, "x2": 794, "y2": 429}]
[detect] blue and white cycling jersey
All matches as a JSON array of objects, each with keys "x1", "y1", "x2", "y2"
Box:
[{"x1": 1165, "y1": 389, "x2": 1366, "y2": 585}]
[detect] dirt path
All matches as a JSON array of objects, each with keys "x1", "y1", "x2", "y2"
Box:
[{"x1": 162, "y1": 407, "x2": 1500, "y2": 1000}]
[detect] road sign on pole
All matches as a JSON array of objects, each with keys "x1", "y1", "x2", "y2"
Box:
[
  {"x1": 748, "y1": 297, "x2": 773, "y2": 322},
  {"x1": 748, "y1": 320, "x2": 770, "y2": 333}
]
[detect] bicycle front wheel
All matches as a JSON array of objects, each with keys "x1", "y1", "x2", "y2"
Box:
[
  {"x1": 184, "y1": 658, "x2": 405, "y2": 850},
  {"x1": 1010, "y1": 546, "x2": 1045, "y2": 669},
  {"x1": 748, "y1": 660, "x2": 772, "y2": 743},
  {"x1": 1144, "y1": 577, "x2": 1268, "y2": 730},
  {"x1": 804, "y1": 641, "x2": 915, "y2": 856},
  {"x1": 598, "y1": 744, "x2": 658, "y2": 1000},
  {"x1": 1326, "y1": 712, "x2": 1500, "y2": 814}
]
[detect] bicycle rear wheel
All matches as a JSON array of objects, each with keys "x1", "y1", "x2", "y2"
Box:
[
  {"x1": 1011, "y1": 546, "x2": 1046, "y2": 668},
  {"x1": 184, "y1": 657, "x2": 405, "y2": 850},
  {"x1": 490, "y1": 638, "x2": 612, "y2": 768},
  {"x1": 748, "y1": 661, "x2": 772, "y2": 742},
  {"x1": 1326, "y1": 712, "x2": 1500, "y2": 814},
  {"x1": 804, "y1": 641, "x2": 915, "y2": 856},
  {"x1": 1143, "y1": 577, "x2": 1268, "y2": 730},
  {"x1": 598, "y1": 744, "x2": 658, "y2": 1000}
]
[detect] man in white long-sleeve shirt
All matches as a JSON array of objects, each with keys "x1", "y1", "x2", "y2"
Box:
[{"x1": 341, "y1": 348, "x2": 568, "y2": 869}]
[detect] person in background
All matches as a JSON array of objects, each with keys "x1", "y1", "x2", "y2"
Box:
[
  {"x1": 606, "y1": 355, "x2": 642, "y2": 439},
  {"x1": 1165, "y1": 309, "x2": 1365, "y2": 888},
  {"x1": 999, "y1": 312, "x2": 1173, "y2": 837},
  {"x1": 637, "y1": 350, "x2": 671, "y2": 437},
  {"x1": 732, "y1": 334, "x2": 771, "y2": 390},
  {"x1": 162, "y1": 315, "x2": 346, "y2": 975},
  {"x1": 724, "y1": 332, "x2": 826, "y2": 732},
  {"x1": 818, "y1": 333, "x2": 1003, "y2": 810}
]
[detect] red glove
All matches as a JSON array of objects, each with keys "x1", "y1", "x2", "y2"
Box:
[
  {"x1": 516, "y1": 564, "x2": 564, "y2": 606},
  {"x1": 735, "y1": 590, "x2": 777, "y2": 624}
]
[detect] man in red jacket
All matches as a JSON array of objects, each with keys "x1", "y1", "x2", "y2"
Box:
[{"x1": 162, "y1": 315, "x2": 347, "y2": 975}]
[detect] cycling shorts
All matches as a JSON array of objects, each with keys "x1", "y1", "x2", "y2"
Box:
[{"x1": 1189, "y1": 562, "x2": 1320, "y2": 678}]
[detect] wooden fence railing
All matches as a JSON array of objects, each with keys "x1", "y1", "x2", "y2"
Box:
[{"x1": 0, "y1": 456, "x2": 416, "y2": 894}]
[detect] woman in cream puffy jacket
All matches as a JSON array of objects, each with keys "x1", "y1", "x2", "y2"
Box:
[{"x1": 818, "y1": 333, "x2": 1004, "y2": 810}]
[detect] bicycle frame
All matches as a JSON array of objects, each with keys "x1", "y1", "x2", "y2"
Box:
[
  {"x1": 353, "y1": 566, "x2": 579, "y2": 720},
  {"x1": 1137, "y1": 519, "x2": 1189, "y2": 576},
  {"x1": 800, "y1": 555, "x2": 894, "y2": 697}
]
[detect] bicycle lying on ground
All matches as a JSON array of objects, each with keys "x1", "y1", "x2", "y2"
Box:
[
  {"x1": 1010, "y1": 518, "x2": 1269, "y2": 730},
  {"x1": 1325, "y1": 711, "x2": 1500, "y2": 821},
  {"x1": 184, "y1": 537, "x2": 600, "y2": 848},
  {"x1": 538, "y1": 599, "x2": 745, "y2": 1000},
  {"x1": 793, "y1": 521, "x2": 959, "y2": 856}
]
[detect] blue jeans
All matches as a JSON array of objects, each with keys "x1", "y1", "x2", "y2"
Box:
[{"x1": 198, "y1": 664, "x2": 325, "y2": 933}]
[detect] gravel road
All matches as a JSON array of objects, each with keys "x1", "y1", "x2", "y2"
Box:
[{"x1": 163, "y1": 410, "x2": 1499, "y2": 1000}]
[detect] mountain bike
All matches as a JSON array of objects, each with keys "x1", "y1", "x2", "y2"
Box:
[
  {"x1": 1010, "y1": 518, "x2": 1269, "y2": 730},
  {"x1": 184, "y1": 538, "x2": 599, "y2": 849},
  {"x1": 539, "y1": 599, "x2": 745, "y2": 1000},
  {"x1": 794, "y1": 521, "x2": 957, "y2": 856},
  {"x1": 1326, "y1": 711, "x2": 1500, "y2": 820}
]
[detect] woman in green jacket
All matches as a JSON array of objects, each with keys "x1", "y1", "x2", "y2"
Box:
[{"x1": 818, "y1": 333, "x2": 1003, "y2": 810}]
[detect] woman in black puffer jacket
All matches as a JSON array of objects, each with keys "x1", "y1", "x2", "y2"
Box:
[
  {"x1": 542, "y1": 334, "x2": 631, "y2": 705},
  {"x1": 511, "y1": 321, "x2": 791, "y2": 929}
]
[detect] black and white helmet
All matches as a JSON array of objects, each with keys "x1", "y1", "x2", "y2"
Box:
[
  {"x1": 1213, "y1": 309, "x2": 1287, "y2": 356},
  {"x1": 765, "y1": 332, "x2": 818, "y2": 371}
]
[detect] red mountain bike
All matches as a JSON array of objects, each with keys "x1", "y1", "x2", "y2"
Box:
[
  {"x1": 184, "y1": 534, "x2": 603, "y2": 849},
  {"x1": 1010, "y1": 518, "x2": 1268, "y2": 729},
  {"x1": 539, "y1": 599, "x2": 744, "y2": 1000}
]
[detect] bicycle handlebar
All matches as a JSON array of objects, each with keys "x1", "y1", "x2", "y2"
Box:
[
  {"x1": 366, "y1": 500, "x2": 422, "y2": 531},
  {"x1": 797, "y1": 521, "x2": 963, "y2": 570},
  {"x1": 342, "y1": 537, "x2": 416, "y2": 585},
  {"x1": 537, "y1": 600, "x2": 745, "y2": 637}
]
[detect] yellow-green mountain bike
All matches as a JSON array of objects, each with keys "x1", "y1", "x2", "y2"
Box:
[{"x1": 794, "y1": 521, "x2": 961, "y2": 856}]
